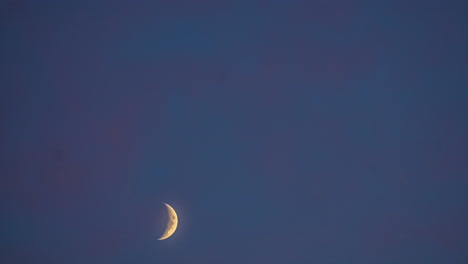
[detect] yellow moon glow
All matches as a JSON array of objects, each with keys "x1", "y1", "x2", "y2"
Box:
[{"x1": 158, "y1": 203, "x2": 178, "y2": 240}]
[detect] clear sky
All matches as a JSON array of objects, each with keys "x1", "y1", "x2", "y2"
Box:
[{"x1": 1, "y1": 0, "x2": 467, "y2": 263}]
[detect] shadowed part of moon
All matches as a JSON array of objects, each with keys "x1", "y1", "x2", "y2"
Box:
[{"x1": 158, "y1": 203, "x2": 178, "y2": 240}]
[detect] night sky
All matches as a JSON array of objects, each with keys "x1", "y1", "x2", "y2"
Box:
[{"x1": 1, "y1": 1, "x2": 468, "y2": 263}]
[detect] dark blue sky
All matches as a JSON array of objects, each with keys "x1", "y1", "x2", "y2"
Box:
[{"x1": 1, "y1": 1, "x2": 467, "y2": 263}]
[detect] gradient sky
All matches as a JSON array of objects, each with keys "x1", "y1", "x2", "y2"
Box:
[{"x1": 1, "y1": 1, "x2": 467, "y2": 263}]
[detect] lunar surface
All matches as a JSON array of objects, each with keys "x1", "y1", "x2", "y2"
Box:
[{"x1": 158, "y1": 203, "x2": 178, "y2": 240}]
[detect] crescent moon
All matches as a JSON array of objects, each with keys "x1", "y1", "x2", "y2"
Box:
[{"x1": 158, "y1": 203, "x2": 178, "y2": 240}]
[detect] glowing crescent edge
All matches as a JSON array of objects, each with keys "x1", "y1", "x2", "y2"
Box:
[{"x1": 158, "y1": 203, "x2": 178, "y2": 240}]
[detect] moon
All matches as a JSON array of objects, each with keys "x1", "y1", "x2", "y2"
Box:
[{"x1": 158, "y1": 203, "x2": 178, "y2": 240}]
